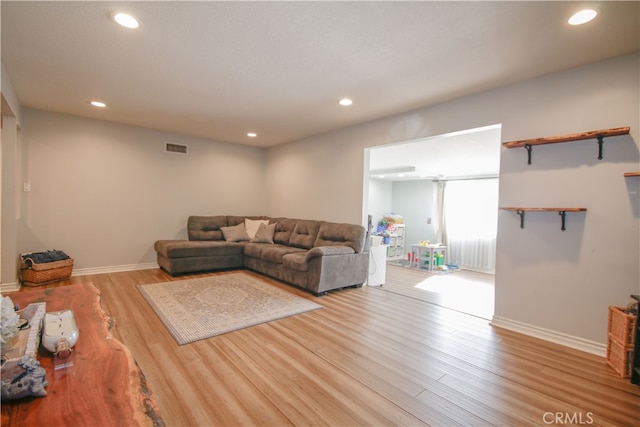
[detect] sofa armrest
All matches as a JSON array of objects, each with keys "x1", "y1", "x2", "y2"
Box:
[{"x1": 305, "y1": 246, "x2": 355, "y2": 260}]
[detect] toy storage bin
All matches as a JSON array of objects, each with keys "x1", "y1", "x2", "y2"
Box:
[{"x1": 608, "y1": 306, "x2": 636, "y2": 347}]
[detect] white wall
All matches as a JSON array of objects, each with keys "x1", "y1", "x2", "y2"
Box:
[
  {"x1": 367, "y1": 178, "x2": 392, "y2": 228},
  {"x1": 391, "y1": 180, "x2": 437, "y2": 245},
  {"x1": 266, "y1": 53, "x2": 640, "y2": 348},
  {"x1": 1, "y1": 64, "x2": 23, "y2": 286},
  {"x1": 20, "y1": 109, "x2": 267, "y2": 271}
]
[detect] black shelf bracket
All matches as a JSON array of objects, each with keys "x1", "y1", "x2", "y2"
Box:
[
  {"x1": 510, "y1": 209, "x2": 576, "y2": 231},
  {"x1": 597, "y1": 135, "x2": 604, "y2": 160},
  {"x1": 525, "y1": 144, "x2": 532, "y2": 165},
  {"x1": 517, "y1": 210, "x2": 525, "y2": 228},
  {"x1": 522, "y1": 134, "x2": 611, "y2": 165},
  {"x1": 559, "y1": 211, "x2": 567, "y2": 231}
]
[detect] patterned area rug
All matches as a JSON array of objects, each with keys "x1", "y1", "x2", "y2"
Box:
[{"x1": 138, "y1": 272, "x2": 322, "y2": 345}]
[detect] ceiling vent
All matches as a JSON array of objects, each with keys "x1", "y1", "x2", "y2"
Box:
[{"x1": 165, "y1": 142, "x2": 188, "y2": 155}]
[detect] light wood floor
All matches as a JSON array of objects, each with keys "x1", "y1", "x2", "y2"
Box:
[
  {"x1": 17, "y1": 268, "x2": 640, "y2": 426},
  {"x1": 379, "y1": 264, "x2": 495, "y2": 319}
]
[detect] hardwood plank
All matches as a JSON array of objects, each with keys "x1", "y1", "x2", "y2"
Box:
[{"x1": 7, "y1": 267, "x2": 640, "y2": 426}]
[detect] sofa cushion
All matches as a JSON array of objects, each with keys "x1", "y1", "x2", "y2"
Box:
[
  {"x1": 271, "y1": 218, "x2": 298, "y2": 245},
  {"x1": 244, "y1": 243, "x2": 305, "y2": 264},
  {"x1": 289, "y1": 220, "x2": 323, "y2": 249},
  {"x1": 188, "y1": 216, "x2": 228, "y2": 241},
  {"x1": 251, "y1": 222, "x2": 276, "y2": 244},
  {"x1": 155, "y1": 240, "x2": 244, "y2": 258},
  {"x1": 282, "y1": 252, "x2": 309, "y2": 272},
  {"x1": 221, "y1": 223, "x2": 251, "y2": 242},
  {"x1": 314, "y1": 222, "x2": 366, "y2": 253}
]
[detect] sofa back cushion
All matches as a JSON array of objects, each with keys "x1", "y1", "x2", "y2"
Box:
[
  {"x1": 289, "y1": 220, "x2": 323, "y2": 249},
  {"x1": 314, "y1": 222, "x2": 367, "y2": 253},
  {"x1": 187, "y1": 216, "x2": 228, "y2": 241},
  {"x1": 270, "y1": 218, "x2": 298, "y2": 245}
]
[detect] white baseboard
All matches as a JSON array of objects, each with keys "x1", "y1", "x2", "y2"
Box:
[
  {"x1": 2, "y1": 263, "x2": 158, "y2": 293},
  {"x1": 71, "y1": 262, "x2": 158, "y2": 277},
  {"x1": 0, "y1": 281, "x2": 20, "y2": 293},
  {"x1": 491, "y1": 315, "x2": 606, "y2": 357}
]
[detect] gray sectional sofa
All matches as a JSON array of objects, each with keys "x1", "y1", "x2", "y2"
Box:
[{"x1": 154, "y1": 215, "x2": 369, "y2": 296}]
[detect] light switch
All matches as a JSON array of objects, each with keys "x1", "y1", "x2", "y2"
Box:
[{"x1": 23, "y1": 183, "x2": 31, "y2": 192}]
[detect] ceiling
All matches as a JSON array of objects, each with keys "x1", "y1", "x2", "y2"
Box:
[
  {"x1": 1, "y1": 2, "x2": 638, "y2": 148},
  {"x1": 369, "y1": 124, "x2": 502, "y2": 181}
]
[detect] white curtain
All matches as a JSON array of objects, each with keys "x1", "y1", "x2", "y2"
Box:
[
  {"x1": 443, "y1": 178, "x2": 499, "y2": 273},
  {"x1": 434, "y1": 180, "x2": 447, "y2": 245}
]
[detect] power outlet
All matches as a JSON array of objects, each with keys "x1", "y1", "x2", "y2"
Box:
[{"x1": 23, "y1": 183, "x2": 31, "y2": 192}]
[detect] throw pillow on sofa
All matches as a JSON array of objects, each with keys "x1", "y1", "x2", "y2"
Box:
[
  {"x1": 220, "y1": 223, "x2": 250, "y2": 242},
  {"x1": 245, "y1": 218, "x2": 269, "y2": 238},
  {"x1": 251, "y1": 222, "x2": 276, "y2": 244}
]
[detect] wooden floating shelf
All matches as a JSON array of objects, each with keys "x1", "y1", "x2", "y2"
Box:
[
  {"x1": 502, "y1": 127, "x2": 630, "y2": 148},
  {"x1": 499, "y1": 207, "x2": 587, "y2": 231},
  {"x1": 624, "y1": 172, "x2": 640, "y2": 177},
  {"x1": 503, "y1": 126, "x2": 630, "y2": 164},
  {"x1": 500, "y1": 207, "x2": 587, "y2": 212}
]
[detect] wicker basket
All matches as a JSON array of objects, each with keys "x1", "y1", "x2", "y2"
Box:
[
  {"x1": 20, "y1": 257, "x2": 73, "y2": 286},
  {"x1": 608, "y1": 306, "x2": 636, "y2": 347},
  {"x1": 606, "y1": 335, "x2": 633, "y2": 378}
]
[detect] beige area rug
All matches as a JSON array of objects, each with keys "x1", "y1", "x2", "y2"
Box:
[{"x1": 138, "y1": 272, "x2": 322, "y2": 345}]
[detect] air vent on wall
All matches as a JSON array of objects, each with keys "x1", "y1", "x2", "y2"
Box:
[{"x1": 165, "y1": 142, "x2": 188, "y2": 155}]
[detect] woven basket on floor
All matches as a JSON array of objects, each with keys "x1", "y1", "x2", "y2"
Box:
[{"x1": 20, "y1": 257, "x2": 73, "y2": 286}]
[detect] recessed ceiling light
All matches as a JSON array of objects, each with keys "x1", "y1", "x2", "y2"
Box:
[
  {"x1": 90, "y1": 101, "x2": 107, "y2": 108},
  {"x1": 338, "y1": 98, "x2": 353, "y2": 106},
  {"x1": 247, "y1": 132, "x2": 257, "y2": 138},
  {"x1": 114, "y1": 13, "x2": 139, "y2": 29},
  {"x1": 568, "y1": 9, "x2": 597, "y2": 25}
]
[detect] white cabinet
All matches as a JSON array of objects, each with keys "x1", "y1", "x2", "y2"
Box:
[
  {"x1": 386, "y1": 224, "x2": 405, "y2": 260},
  {"x1": 368, "y1": 245, "x2": 387, "y2": 286}
]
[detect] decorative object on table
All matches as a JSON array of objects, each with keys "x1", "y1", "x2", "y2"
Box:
[
  {"x1": 42, "y1": 310, "x2": 79, "y2": 369},
  {"x1": 1, "y1": 295, "x2": 20, "y2": 352},
  {"x1": 138, "y1": 272, "x2": 322, "y2": 345},
  {"x1": 1, "y1": 356, "x2": 48, "y2": 400},
  {"x1": 1, "y1": 300, "x2": 47, "y2": 400},
  {"x1": 20, "y1": 250, "x2": 73, "y2": 286}
]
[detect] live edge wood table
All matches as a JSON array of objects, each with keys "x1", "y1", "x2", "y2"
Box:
[{"x1": 1, "y1": 283, "x2": 164, "y2": 427}]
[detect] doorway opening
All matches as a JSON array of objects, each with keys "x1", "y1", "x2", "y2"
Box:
[{"x1": 362, "y1": 124, "x2": 501, "y2": 319}]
